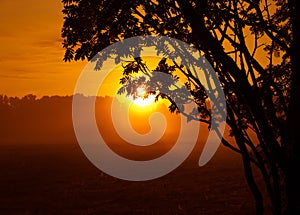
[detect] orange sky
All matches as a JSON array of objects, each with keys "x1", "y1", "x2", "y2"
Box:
[
  {"x1": 0, "y1": 1, "x2": 278, "y2": 98},
  {"x1": 0, "y1": 0, "x2": 86, "y2": 97},
  {"x1": 0, "y1": 1, "x2": 179, "y2": 98}
]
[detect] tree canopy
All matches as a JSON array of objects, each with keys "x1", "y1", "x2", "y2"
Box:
[{"x1": 61, "y1": 0, "x2": 299, "y2": 214}]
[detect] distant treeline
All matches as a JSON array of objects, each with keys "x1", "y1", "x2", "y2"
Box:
[
  {"x1": 0, "y1": 94, "x2": 180, "y2": 147},
  {"x1": 0, "y1": 94, "x2": 111, "y2": 144}
]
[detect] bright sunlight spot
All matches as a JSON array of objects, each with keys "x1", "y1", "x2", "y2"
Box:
[{"x1": 133, "y1": 87, "x2": 156, "y2": 107}]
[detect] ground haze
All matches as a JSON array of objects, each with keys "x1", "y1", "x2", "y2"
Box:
[{"x1": 0, "y1": 95, "x2": 255, "y2": 214}]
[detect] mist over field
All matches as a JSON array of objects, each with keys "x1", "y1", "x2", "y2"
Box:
[{"x1": 0, "y1": 94, "x2": 257, "y2": 214}]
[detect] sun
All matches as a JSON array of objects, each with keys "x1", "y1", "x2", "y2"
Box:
[{"x1": 132, "y1": 87, "x2": 156, "y2": 107}]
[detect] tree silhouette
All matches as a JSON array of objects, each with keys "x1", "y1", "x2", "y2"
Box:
[{"x1": 61, "y1": 0, "x2": 299, "y2": 214}]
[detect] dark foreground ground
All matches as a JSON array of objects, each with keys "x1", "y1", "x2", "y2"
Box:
[{"x1": 0, "y1": 142, "x2": 257, "y2": 215}]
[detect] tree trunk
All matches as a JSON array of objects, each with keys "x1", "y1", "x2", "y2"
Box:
[{"x1": 286, "y1": 0, "x2": 300, "y2": 214}]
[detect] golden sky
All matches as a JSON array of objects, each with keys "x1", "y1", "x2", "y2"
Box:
[
  {"x1": 0, "y1": 0, "x2": 86, "y2": 97},
  {"x1": 0, "y1": 1, "x2": 277, "y2": 98}
]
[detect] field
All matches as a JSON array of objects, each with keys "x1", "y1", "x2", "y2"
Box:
[
  {"x1": 0, "y1": 143, "x2": 256, "y2": 215},
  {"x1": 0, "y1": 96, "x2": 258, "y2": 214}
]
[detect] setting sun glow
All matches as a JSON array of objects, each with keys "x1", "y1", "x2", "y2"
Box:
[{"x1": 133, "y1": 87, "x2": 156, "y2": 107}]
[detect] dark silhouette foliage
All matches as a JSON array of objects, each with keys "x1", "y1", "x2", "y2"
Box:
[{"x1": 61, "y1": 0, "x2": 300, "y2": 214}]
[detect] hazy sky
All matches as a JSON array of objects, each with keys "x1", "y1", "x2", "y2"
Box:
[{"x1": 0, "y1": 0, "x2": 86, "y2": 97}]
